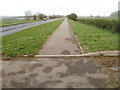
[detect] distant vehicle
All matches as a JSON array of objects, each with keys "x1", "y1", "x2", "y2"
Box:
[{"x1": 43, "y1": 18, "x2": 47, "y2": 21}]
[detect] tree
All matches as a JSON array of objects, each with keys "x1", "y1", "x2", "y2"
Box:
[
  {"x1": 67, "y1": 13, "x2": 77, "y2": 21},
  {"x1": 33, "y1": 14, "x2": 37, "y2": 20},
  {"x1": 90, "y1": 15, "x2": 93, "y2": 18},
  {"x1": 37, "y1": 13, "x2": 46, "y2": 20},
  {"x1": 25, "y1": 10, "x2": 32, "y2": 20}
]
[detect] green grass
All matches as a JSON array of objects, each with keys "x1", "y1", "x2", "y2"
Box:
[
  {"x1": 78, "y1": 18, "x2": 118, "y2": 32},
  {"x1": 1, "y1": 19, "x2": 40, "y2": 27},
  {"x1": 2, "y1": 19, "x2": 64, "y2": 57},
  {"x1": 68, "y1": 19, "x2": 118, "y2": 53}
]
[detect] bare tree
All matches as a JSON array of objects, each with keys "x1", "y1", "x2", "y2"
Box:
[{"x1": 25, "y1": 10, "x2": 32, "y2": 20}]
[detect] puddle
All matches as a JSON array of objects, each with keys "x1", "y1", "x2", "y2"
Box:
[
  {"x1": 11, "y1": 77, "x2": 30, "y2": 88},
  {"x1": 43, "y1": 66, "x2": 53, "y2": 73},
  {"x1": 8, "y1": 70, "x2": 25, "y2": 76},
  {"x1": 21, "y1": 63, "x2": 43, "y2": 71},
  {"x1": 87, "y1": 77, "x2": 106, "y2": 88},
  {"x1": 29, "y1": 63, "x2": 43, "y2": 71},
  {"x1": 74, "y1": 50, "x2": 80, "y2": 52},
  {"x1": 65, "y1": 37, "x2": 76, "y2": 44},
  {"x1": 61, "y1": 50, "x2": 70, "y2": 55},
  {"x1": 29, "y1": 73, "x2": 38, "y2": 78},
  {"x1": 65, "y1": 60, "x2": 101, "y2": 76},
  {"x1": 38, "y1": 80, "x2": 62, "y2": 88},
  {"x1": 11, "y1": 80, "x2": 28, "y2": 88}
]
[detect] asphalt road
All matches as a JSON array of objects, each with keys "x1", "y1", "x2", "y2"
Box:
[{"x1": 0, "y1": 18, "x2": 62, "y2": 37}]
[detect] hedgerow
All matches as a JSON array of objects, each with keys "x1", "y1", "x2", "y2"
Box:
[{"x1": 78, "y1": 18, "x2": 119, "y2": 33}]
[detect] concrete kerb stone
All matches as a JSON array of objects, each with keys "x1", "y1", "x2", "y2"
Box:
[
  {"x1": 74, "y1": 34, "x2": 84, "y2": 54},
  {"x1": 22, "y1": 51, "x2": 119, "y2": 58},
  {"x1": 68, "y1": 20, "x2": 84, "y2": 54}
]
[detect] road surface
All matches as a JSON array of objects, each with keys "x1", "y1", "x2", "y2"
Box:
[{"x1": 0, "y1": 18, "x2": 62, "y2": 37}]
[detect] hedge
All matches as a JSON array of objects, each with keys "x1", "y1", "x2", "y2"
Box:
[{"x1": 78, "y1": 18, "x2": 119, "y2": 33}]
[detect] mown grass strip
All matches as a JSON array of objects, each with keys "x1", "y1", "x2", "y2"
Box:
[
  {"x1": 2, "y1": 19, "x2": 64, "y2": 57},
  {"x1": 68, "y1": 19, "x2": 119, "y2": 53}
]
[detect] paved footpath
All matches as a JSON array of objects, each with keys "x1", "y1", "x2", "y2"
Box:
[
  {"x1": 39, "y1": 19, "x2": 81, "y2": 55},
  {"x1": 1, "y1": 19, "x2": 119, "y2": 88},
  {"x1": 2, "y1": 57, "x2": 118, "y2": 88}
]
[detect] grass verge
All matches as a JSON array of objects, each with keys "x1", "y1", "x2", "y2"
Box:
[
  {"x1": 68, "y1": 19, "x2": 118, "y2": 53},
  {"x1": 1, "y1": 20, "x2": 41, "y2": 27},
  {"x1": 2, "y1": 19, "x2": 64, "y2": 57}
]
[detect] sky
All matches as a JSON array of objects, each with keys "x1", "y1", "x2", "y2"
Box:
[{"x1": 0, "y1": 0, "x2": 119, "y2": 16}]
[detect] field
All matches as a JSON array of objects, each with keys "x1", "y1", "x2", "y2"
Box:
[
  {"x1": 68, "y1": 19, "x2": 118, "y2": 53},
  {"x1": 1, "y1": 19, "x2": 40, "y2": 27},
  {"x1": 78, "y1": 18, "x2": 119, "y2": 33},
  {"x1": 2, "y1": 19, "x2": 64, "y2": 57}
]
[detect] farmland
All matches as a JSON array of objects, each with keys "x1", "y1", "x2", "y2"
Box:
[
  {"x1": 1, "y1": 19, "x2": 40, "y2": 27},
  {"x1": 68, "y1": 19, "x2": 118, "y2": 53},
  {"x1": 2, "y1": 19, "x2": 64, "y2": 57},
  {"x1": 78, "y1": 18, "x2": 119, "y2": 33}
]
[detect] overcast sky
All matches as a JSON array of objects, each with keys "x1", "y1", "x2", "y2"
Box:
[{"x1": 0, "y1": 0, "x2": 119, "y2": 16}]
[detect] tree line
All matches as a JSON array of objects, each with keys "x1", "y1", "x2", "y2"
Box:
[{"x1": 24, "y1": 10, "x2": 64, "y2": 20}]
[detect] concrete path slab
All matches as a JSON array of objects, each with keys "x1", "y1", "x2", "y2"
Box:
[
  {"x1": 39, "y1": 19, "x2": 81, "y2": 55},
  {"x1": 2, "y1": 57, "x2": 118, "y2": 88}
]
